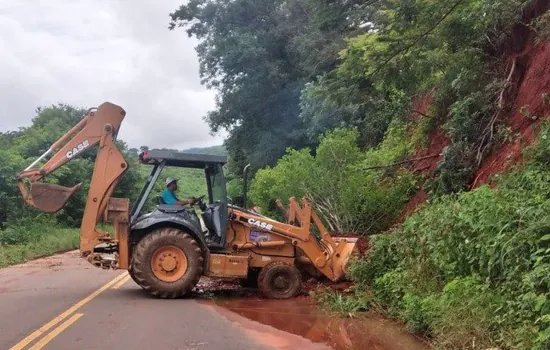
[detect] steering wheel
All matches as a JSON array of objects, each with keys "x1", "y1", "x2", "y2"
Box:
[{"x1": 193, "y1": 195, "x2": 207, "y2": 209}]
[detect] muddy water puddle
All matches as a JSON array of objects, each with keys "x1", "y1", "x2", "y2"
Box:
[{"x1": 200, "y1": 295, "x2": 430, "y2": 350}]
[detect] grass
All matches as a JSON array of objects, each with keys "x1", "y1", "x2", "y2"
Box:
[
  {"x1": 0, "y1": 227, "x2": 79, "y2": 268},
  {"x1": 310, "y1": 287, "x2": 377, "y2": 317}
]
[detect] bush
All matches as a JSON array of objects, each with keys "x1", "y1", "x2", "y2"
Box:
[
  {"x1": 420, "y1": 276, "x2": 502, "y2": 349},
  {"x1": 0, "y1": 215, "x2": 57, "y2": 245},
  {"x1": 250, "y1": 127, "x2": 418, "y2": 234},
  {"x1": 0, "y1": 227, "x2": 79, "y2": 268}
]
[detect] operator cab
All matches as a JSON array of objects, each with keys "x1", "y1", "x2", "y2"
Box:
[{"x1": 130, "y1": 150, "x2": 228, "y2": 248}]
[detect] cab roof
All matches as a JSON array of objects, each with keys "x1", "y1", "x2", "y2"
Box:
[{"x1": 138, "y1": 150, "x2": 227, "y2": 169}]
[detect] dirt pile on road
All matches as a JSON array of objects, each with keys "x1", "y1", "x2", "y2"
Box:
[{"x1": 192, "y1": 275, "x2": 354, "y2": 299}]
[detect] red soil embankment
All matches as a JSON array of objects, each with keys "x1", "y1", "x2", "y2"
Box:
[
  {"x1": 398, "y1": 12, "x2": 550, "y2": 220},
  {"x1": 472, "y1": 42, "x2": 550, "y2": 187}
]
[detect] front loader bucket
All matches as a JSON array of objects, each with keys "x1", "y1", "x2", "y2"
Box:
[
  {"x1": 330, "y1": 236, "x2": 360, "y2": 280},
  {"x1": 29, "y1": 182, "x2": 82, "y2": 213}
]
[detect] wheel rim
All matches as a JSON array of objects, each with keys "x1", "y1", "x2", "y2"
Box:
[
  {"x1": 269, "y1": 271, "x2": 293, "y2": 294},
  {"x1": 151, "y1": 245, "x2": 188, "y2": 282}
]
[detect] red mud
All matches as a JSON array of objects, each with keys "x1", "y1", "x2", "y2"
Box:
[
  {"x1": 408, "y1": 93, "x2": 448, "y2": 174},
  {"x1": 394, "y1": 94, "x2": 449, "y2": 221},
  {"x1": 191, "y1": 242, "x2": 428, "y2": 349},
  {"x1": 193, "y1": 273, "x2": 356, "y2": 300},
  {"x1": 202, "y1": 297, "x2": 429, "y2": 350},
  {"x1": 409, "y1": 94, "x2": 434, "y2": 122},
  {"x1": 397, "y1": 189, "x2": 429, "y2": 222},
  {"x1": 302, "y1": 277, "x2": 355, "y2": 296},
  {"x1": 192, "y1": 276, "x2": 251, "y2": 298}
]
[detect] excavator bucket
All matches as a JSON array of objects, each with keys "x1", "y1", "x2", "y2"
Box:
[{"x1": 29, "y1": 182, "x2": 82, "y2": 213}]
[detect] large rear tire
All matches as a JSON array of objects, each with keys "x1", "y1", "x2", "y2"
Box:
[
  {"x1": 131, "y1": 228, "x2": 204, "y2": 298},
  {"x1": 127, "y1": 264, "x2": 141, "y2": 287},
  {"x1": 258, "y1": 261, "x2": 302, "y2": 299}
]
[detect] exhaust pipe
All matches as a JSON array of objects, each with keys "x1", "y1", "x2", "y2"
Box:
[{"x1": 242, "y1": 163, "x2": 251, "y2": 209}]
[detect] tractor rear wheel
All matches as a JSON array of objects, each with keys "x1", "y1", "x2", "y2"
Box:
[
  {"x1": 131, "y1": 227, "x2": 204, "y2": 298},
  {"x1": 258, "y1": 261, "x2": 302, "y2": 299}
]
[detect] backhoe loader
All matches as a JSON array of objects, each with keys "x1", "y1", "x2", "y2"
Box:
[{"x1": 17, "y1": 102, "x2": 358, "y2": 299}]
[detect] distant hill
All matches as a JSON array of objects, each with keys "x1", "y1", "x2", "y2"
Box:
[
  {"x1": 182, "y1": 145, "x2": 227, "y2": 156},
  {"x1": 142, "y1": 145, "x2": 227, "y2": 156}
]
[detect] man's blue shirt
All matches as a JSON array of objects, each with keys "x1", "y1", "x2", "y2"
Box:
[{"x1": 161, "y1": 188, "x2": 178, "y2": 205}]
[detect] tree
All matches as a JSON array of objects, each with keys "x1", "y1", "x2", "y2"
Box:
[{"x1": 169, "y1": 0, "x2": 367, "y2": 172}]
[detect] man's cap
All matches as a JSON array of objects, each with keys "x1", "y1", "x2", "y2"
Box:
[{"x1": 165, "y1": 177, "x2": 178, "y2": 186}]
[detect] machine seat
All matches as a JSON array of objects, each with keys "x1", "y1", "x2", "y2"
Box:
[{"x1": 201, "y1": 210, "x2": 217, "y2": 235}]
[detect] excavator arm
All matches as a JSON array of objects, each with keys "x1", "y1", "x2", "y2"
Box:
[{"x1": 17, "y1": 102, "x2": 130, "y2": 268}]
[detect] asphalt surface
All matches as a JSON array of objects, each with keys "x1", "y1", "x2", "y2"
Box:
[{"x1": 0, "y1": 251, "x2": 327, "y2": 350}]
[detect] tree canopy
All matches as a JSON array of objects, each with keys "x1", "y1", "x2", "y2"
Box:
[{"x1": 169, "y1": 0, "x2": 368, "y2": 173}]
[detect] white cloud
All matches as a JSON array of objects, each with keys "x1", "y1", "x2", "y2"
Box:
[{"x1": 0, "y1": 0, "x2": 225, "y2": 150}]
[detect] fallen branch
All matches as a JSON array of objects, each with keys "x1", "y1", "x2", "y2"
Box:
[
  {"x1": 476, "y1": 57, "x2": 517, "y2": 166},
  {"x1": 412, "y1": 164, "x2": 433, "y2": 173},
  {"x1": 498, "y1": 58, "x2": 517, "y2": 110},
  {"x1": 362, "y1": 153, "x2": 442, "y2": 171},
  {"x1": 411, "y1": 110, "x2": 435, "y2": 119}
]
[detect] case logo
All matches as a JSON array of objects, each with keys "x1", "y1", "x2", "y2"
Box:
[
  {"x1": 66, "y1": 140, "x2": 90, "y2": 159},
  {"x1": 248, "y1": 218, "x2": 273, "y2": 231}
]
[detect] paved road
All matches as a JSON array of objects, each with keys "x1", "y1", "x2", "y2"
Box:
[{"x1": 0, "y1": 251, "x2": 327, "y2": 350}]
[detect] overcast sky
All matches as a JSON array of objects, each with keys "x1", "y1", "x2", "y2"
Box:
[{"x1": 0, "y1": 0, "x2": 226, "y2": 150}]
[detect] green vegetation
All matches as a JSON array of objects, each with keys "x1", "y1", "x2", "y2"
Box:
[
  {"x1": 1, "y1": 0, "x2": 549, "y2": 347},
  {"x1": 170, "y1": 0, "x2": 533, "y2": 225},
  {"x1": 169, "y1": 0, "x2": 363, "y2": 173},
  {"x1": 250, "y1": 126, "x2": 419, "y2": 233},
  {"x1": 342, "y1": 123, "x2": 550, "y2": 349},
  {"x1": 0, "y1": 217, "x2": 79, "y2": 268},
  {"x1": 170, "y1": 0, "x2": 549, "y2": 348}
]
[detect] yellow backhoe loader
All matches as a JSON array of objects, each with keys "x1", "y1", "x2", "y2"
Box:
[{"x1": 17, "y1": 102, "x2": 358, "y2": 299}]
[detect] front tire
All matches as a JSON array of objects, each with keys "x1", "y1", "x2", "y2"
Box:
[
  {"x1": 258, "y1": 261, "x2": 302, "y2": 299},
  {"x1": 131, "y1": 228, "x2": 204, "y2": 298}
]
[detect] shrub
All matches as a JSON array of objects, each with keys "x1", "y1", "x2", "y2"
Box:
[
  {"x1": 250, "y1": 127, "x2": 418, "y2": 234},
  {"x1": 0, "y1": 227, "x2": 79, "y2": 268},
  {"x1": 0, "y1": 215, "x2": 58, "y2": 245}
]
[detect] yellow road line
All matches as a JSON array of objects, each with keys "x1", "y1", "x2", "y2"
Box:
[
  {"x1": 111, "y1": 274, "x2": 131, "y2": 289},
  {"x1": 28, "y1": 313, "x2": 84, "y2": 350},
  {"x1": 9, "y1": 273, "x2": 126, "y2": 350}
]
